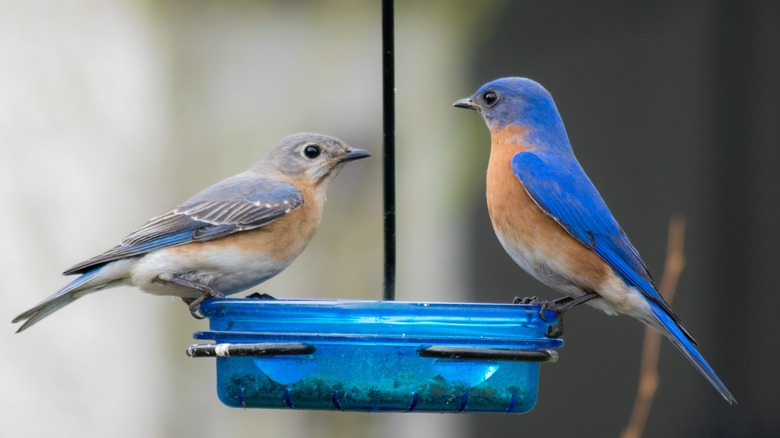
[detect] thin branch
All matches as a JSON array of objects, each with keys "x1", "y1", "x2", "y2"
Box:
[{"x1": 620, "y1": 215, "x2": 686, "y2": 438}]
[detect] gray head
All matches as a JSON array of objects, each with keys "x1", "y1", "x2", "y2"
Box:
[{"x1": 257, "y1": 133, "x2": 370, "y2": 184}]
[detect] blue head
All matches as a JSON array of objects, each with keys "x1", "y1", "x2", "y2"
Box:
[{"x1": 454, "y1": 77, "x2": 571, "y2": 152}]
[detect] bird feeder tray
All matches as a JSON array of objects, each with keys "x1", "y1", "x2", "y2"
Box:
[{"x1": 188, "y1": 298, "x2": 562, "y2": 414}]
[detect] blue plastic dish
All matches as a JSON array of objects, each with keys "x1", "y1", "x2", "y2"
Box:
[{"x1": 189, "y1": 298, "x2": 562, "y2": 414}]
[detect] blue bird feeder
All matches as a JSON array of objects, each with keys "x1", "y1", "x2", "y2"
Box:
[{"x1": 187, "y1": 298, "x2": 562, "y2": 414}]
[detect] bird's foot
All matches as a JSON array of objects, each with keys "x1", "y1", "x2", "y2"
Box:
[
  {"x1": 246, "y1": 292, "x2": 276, "y2": 300},
  {"x1": 158, "y1": 273, "x2": 226, "y2": 319},
  {"x1": 513, "y1": 295, "x2": 542, "y2": 305},
  {"x1": 511, "y1": 295, "x2": 564, "y2": 319},
  {"x1": 513, "y1": 292, "x2": 599, "y2": 338},
  {"x1": 184, "y1": 289, "x2": 225, "y2": 319}
]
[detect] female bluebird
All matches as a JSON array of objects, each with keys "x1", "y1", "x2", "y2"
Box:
[
  {"x1": 13, "y1": 133, "x2": 369, "y2": 332},
  {"x1": 454, "y1": 77, "x2": 735, "y2": 403}
]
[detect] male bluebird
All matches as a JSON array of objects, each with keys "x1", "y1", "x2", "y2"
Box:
[
  {"x1": 13, "y1": 133, "x2": 369, "y2": 333},
  {"x1": 454, "y1": 77, "x2": 735, "y2": 403}
]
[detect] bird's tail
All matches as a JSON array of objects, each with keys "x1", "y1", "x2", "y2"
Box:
[
  {"x1": 650, "y1": 304, "x2": 736, "y2": 404},
  {"x1": 13, "y1": 267, "x2": 107, "y2": 333}
]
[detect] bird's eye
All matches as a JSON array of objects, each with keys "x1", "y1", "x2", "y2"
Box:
[
  {"x1": 483, "y1": 91, "x2": 498, "y2": 107},
  {"x1": 303, "y1": 144, "x2": 321, "y2": 159}
]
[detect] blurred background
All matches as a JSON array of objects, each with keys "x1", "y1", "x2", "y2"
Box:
[{"x1": 1, "y1": 1, "x2": 778, "y2": 437}]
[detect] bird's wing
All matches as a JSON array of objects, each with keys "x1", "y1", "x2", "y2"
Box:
[
  {"x1": 63, "y1": 176, "x2": 303, "y2": 275},
  {"x1": 511, "y1": 151, "x2": 680, "y2": 319}
]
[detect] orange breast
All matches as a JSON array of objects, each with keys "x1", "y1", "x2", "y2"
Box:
[{"x1": 486, "y1": 125, "x2": 610, "y2": 290}]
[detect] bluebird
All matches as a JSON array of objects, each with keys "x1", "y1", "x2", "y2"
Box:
[
  {"x1": 13, "y1": 133, "x2": 370, "y2": 332},
  {"x1": 454, "y1": 77, "x2": 735, "y2": 403}
]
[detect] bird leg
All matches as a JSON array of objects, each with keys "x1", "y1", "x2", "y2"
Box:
[
  {"x1": 513, "y1": 292, "x2": 599, "y2": 338},
  {"x1": 157, "y1": 273, "x2": 225, "y2": 319},
  {"x1": 542, "y1": 292, "x2": 599, "y2": 338},
  {"x1": 545, "y1": 291, "x2": 599, "y2": 314}
]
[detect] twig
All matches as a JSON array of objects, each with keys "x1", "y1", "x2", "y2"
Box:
[{"x1": 620, "y1": 216, "x2": 686, "y2": 438}]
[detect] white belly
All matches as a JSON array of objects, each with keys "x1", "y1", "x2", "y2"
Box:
[
  {"x1": 495, "y1": 230, "x2": 585, "y2": 296},
  {"x1": 495, "y1": 230, "x2": 653, "y2": 320},
  {"x1": 129, "y1": 246, "x2": 288, "y2": 299}
]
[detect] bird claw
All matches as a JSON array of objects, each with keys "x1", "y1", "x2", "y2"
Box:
[
  {"x1": 184, "y1": 290, "x2": 225, "y2": 320},
  {"x1": 512, "y1": 296, "x2": 541, "y2": 305},
  {"x1": 189, "y1": 307, "x2": 206, "y2": 320},
  {"x1": 512, "y1": 292, "x2": 599, "y2": 338},
  {"x1": 511, "y1": 296, "x2": 557, "y2": 319},
  {"x1": 544, "y1": 310, "x2": 565, "y2": 338},
  {"x1": 246, "y1": 292, "x2": 276, "y2": 300},
  {"x1": 512, "y1": 296, "x2": 561, "y2": 336},
  {"x1": 535, "y1": 300, "x2": 565, "y2": 337}
]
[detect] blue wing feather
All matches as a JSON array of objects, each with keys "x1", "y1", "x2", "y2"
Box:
[
  {"x1": 64, "y1": 176, "x2": 303, "y2": 275},
  {"x1": 511, "y1": 151, "x2": 682, "y2": 322},
  {"x1": 650, "y1": 301, "x2": 735, "y2": 402}
]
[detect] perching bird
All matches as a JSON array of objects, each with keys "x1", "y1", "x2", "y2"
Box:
[
  {"x1": 454, "y1": 77, "x2": 735, "y2": 403},
  {"x1": 13, "y1": 133, "x2": 370, "y2": 333}
]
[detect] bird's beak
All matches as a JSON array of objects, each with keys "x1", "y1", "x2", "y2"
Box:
[
  {"x1": 453, "y1": 97, "x2": 478, "y2": 111},
  {"x1": 340, "y1": 148, "x2": 371, "y2": 162}
]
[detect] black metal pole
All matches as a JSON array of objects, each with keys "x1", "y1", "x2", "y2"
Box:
[{"x1": 381, "y1": 0, "x2": 396, "y2": 300}]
